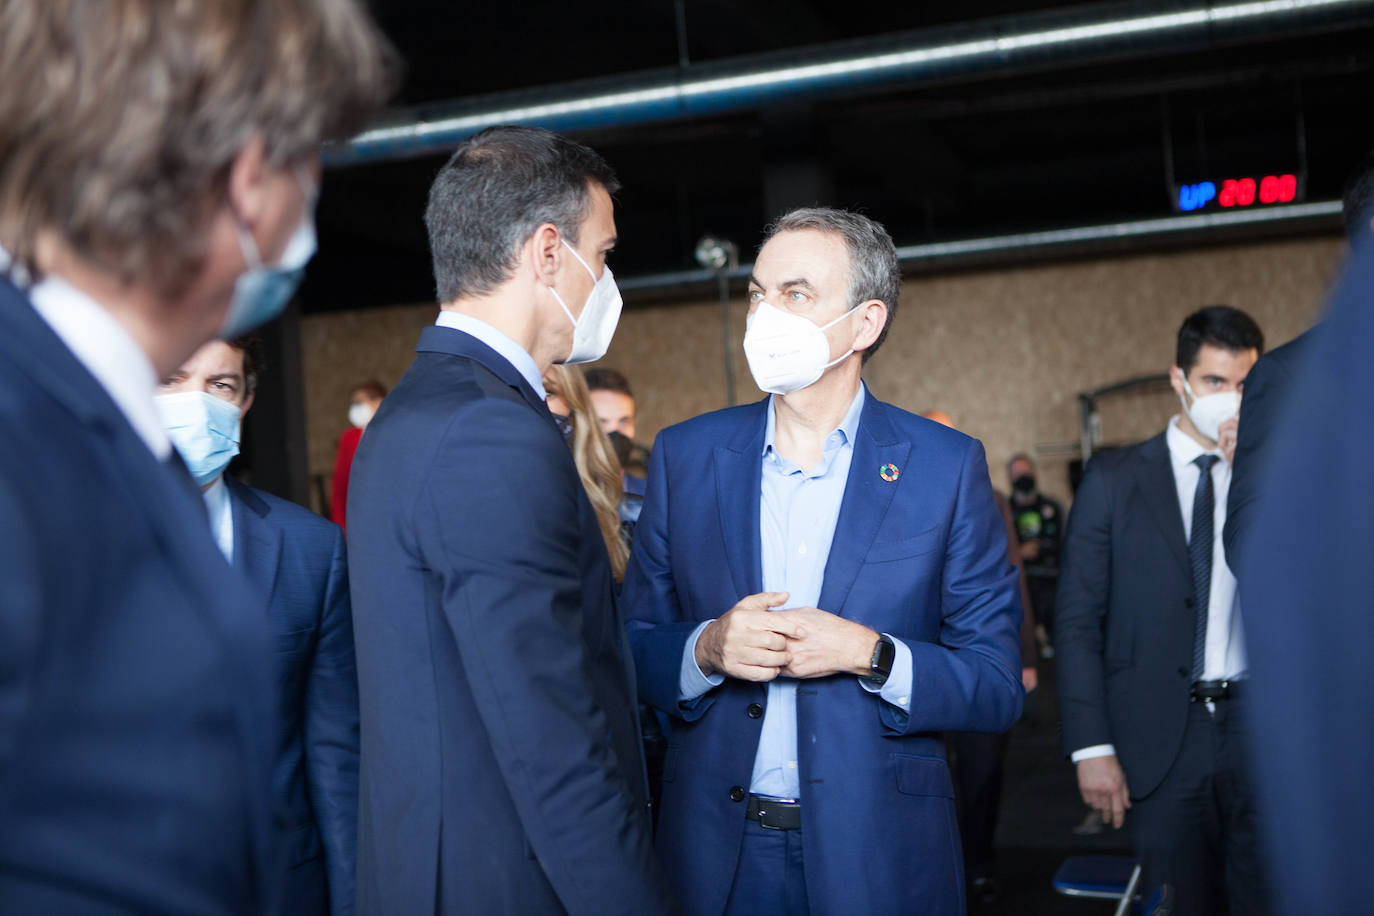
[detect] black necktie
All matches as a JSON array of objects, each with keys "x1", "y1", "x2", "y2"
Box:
[{"x1": 1190, "y1": 454, "x2": 1220, "y2": 680}]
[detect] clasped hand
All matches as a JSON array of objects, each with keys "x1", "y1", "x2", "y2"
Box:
[{"x1": 694, "y1": 591, "x2": 878, "y2": 682}]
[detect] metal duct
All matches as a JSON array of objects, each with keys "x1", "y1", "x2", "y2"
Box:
[
  {"x1": 329, "y1": 0, "x2": 1374, "y2": 166},
  {"x1": 612, "y1": 200, "x2": 1341, "y2": 296}
]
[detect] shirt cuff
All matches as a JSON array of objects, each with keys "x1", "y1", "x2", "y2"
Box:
[
  {"x1": 679, "y1": 619, "x2": 726, "y2": 701},
  {"x1": 1071, "y1": 744, "x2": 1117, "y2": 763},
  {"x1": 857, "y1": 634, "x2": 913, "y2": 714}
]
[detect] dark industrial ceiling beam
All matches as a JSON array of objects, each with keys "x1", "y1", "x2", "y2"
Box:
[{"x1": 328, "y1": 0, "x2": 1374, "y2": 166}]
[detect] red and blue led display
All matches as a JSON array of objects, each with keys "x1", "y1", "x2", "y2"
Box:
[{"x1": 1177, "y1": 174, "x2": 1299, "y2": 212}]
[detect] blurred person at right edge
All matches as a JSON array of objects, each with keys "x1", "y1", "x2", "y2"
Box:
[
  {"x1": 1006, "y1": 452, "x2": 1064, "y2": 657},
  {"x1": 1225, "y1": 154, "x2": 1374, "y2": 915},
  {"x1": 1057, "y1": 306, "x2": 1265, "y2": 913},
  {"x1": 925, "y1": 410, "x2": 1038, "y2": 907},
  {"x1": 331, "y1": 379, "x2": 386, "y2": 529},
  {"x1": 0, "y1": 1, "x2": 390, "y2": 912}
]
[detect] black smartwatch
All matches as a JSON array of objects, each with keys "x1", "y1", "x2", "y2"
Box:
[{"x1": 868, "y1": 635, "x2": 895, "y2": 687}]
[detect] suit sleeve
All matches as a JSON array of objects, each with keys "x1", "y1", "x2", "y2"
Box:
[
  {"x1": 1224, "y1": 351, "x2": 1290, "y2": 570},
  {"x1": 1054, "y1": 459, "x2": 1116, "y2": 756},
  {"x1": 882, "y1": 441, "x2": 1024, "y2": 736},
  {"x1": 304, "y1": 524, "x2": 359, "y2": 916},
  {"x1": 623, "y1": 432, "x2": 716, "y2": 722},
  {"x1": 417, "y1": 398, "x2": 670, "y2": 916}
]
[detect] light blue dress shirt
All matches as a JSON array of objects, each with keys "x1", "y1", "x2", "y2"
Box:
[
  {"x1": 680, "y1": 383, "x2": 914, "y2": 799},
  {"x1": 435, "y1": 309, "x2": 547, "y2": 401}
]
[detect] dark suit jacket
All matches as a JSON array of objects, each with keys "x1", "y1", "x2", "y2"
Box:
[
  {"x1": 1234, "y1": 239, "x2": 1374, "y2": 914},
  {"x1": 347, "y1": 326, "x2": 670, "y2": 915},
  {"x1": 624, "y1": 392, "x2": 1023, "y2": 916},
  {"x1": 1056, "y1": 432, "x2": 1199, "y2": 798},
  {"x1": 226, "y1": 478, "x2": 357, "y2": 916},
  {"x1": 0, "y1": 275, "x2": 280, "y2": 913},
  {"x1": 1222, "y1": 329, "x2": 1313, "y2": 566}
]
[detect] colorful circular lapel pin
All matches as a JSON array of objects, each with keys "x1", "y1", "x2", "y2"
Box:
[{"x1": 879, "y1": 463, "x2": 900, "y2": 482}]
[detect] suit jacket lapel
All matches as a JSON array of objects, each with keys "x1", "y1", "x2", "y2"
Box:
[
  {"x1": 818, "y1": 392, "x2": 910, "y2": 616},
  {"x1": 714, "y1": 400, "x2": 768, "y2": 598},
  {"x1": 1131, "y1": 433, "x2": 1191, "y2": 574},
  {"x1": 227, "y1": 478, "x2": 282, "y2": 610}
]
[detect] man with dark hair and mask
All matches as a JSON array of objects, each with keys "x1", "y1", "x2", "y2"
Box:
[
  {"x1": 157, "y1": 336, "x2": 357, "y2": 916},
  {"x1": 1057, "y1": 305, "x2": 1266, "y2": 914},
  {"x1": 347, "y1": 125, "x2": 671, "y2": 915},
  {"x1": 1006, "y1": 453, "x2": 1064, "y2": 656},
  {"x1": 623, "y1": 207, "x2": 1023, "y2": 916}
]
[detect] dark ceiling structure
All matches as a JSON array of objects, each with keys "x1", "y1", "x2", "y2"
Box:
[{"x1": 302, "y1": 0, "x2": 1374, "y2": 314}]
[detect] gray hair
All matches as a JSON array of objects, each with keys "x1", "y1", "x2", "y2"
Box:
[
  {"x1": 425, "y1": 126, "x2": 620, "y2": 303},
  {"x1": 762, "y1": 207, "x2": 901, "y2": 361}
]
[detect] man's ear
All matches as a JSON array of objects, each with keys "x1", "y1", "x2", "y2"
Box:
[
  {"x1": 239, "y1": 390, "x2": 255, "y2": 417},
  {"x1": 528, "y1": 222, "x2": 563, "y2": 286},
  {"x1": 225, "y1": 134, "x2": 270, "y2": 228},
  {"x1": 1169, "y1": 365, "x2": 1187, "y2": 400},
  {"x1": 851, "y1": 300, "x2": 888, "y2": 353}
]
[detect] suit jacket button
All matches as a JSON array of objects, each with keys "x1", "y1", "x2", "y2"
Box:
[
  {"x1": 747, "y1": 703, "x2": 763, "y2": 719},
  {"x1": 729, "y1": 786, "x2": 746, "y2": 802},
  {"x1": 1185, "y1": 598, "x2": 1195, "y2": 609}
]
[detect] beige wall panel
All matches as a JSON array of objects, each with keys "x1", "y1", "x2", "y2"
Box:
[{"x1": 300, "y1": 235, "x2": 1343, "y2": 510}]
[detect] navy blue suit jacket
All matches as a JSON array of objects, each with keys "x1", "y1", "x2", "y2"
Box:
[
  {"x1": 347, "y1": 326, "x2": 671, "y2": 915},
  {"x1": 1054, "y1": 433, "x2": 1200, "y2": 797},
  {"x1": 226, "y1": 478, "x2": 357, "y2": 916},
  {"x1": 623, "y1": 391, "x2": 1023, "y2": 916},
  {"x1": 1234, "y1": 238, "x2": 1374, "y2": 914},
  {"x1": 0, "y1": 275, "x2": 281, "y2": 913}
]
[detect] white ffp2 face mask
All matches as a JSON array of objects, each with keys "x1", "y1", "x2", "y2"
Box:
[
  {"x1": 1179, "y1": 375, "x2": 1240, "y2": 442},
  {"x1": 742, "y1": 301, "x2": 861, "y2": 395},
  {"x1": 549, "y1": 240, "x2": 622, "y2": 365}
]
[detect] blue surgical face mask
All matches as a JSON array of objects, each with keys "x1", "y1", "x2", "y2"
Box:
[
  {"x1": 219, "y1": 168, "x2": 318, "y2": 339},
  {"x1": 155, "y1": 390, "x2": 243, "y2": 486}
]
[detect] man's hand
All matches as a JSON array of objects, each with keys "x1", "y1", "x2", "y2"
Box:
[
  {"x1": 1019, "y1": 540, "x2": 1040, "y2": 562},
  {"x1": 772, "y1": 606, "x2": 878, "y2": 679},
  {"x1": 1076, "y1": 755, "x2": 1131, "y2": 828},
  {"x1": 1217, "y1": 415, "x2": 1239, "y2": 466},
  {"x1": 694, "y1": 592, "x2": 797, "y2": 681},
  {"x1": 1022, "y1": 666, "x2": 1039, "y2": 692}
]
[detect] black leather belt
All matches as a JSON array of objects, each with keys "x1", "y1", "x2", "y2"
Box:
[
  {"x1": 747, "y1": 794, "x2": 802, "y2": 830},
  {"x1": 1191, "y1": 679, "x2": 1244, "y2": 702}
]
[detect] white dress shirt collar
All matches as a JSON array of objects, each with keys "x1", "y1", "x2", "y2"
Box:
[
  {"x1": 1165, "y1": 413, "x2": 1224, "y2": 469},
  {"x1": 27, "y1": 271, "x2": 171, "y2": 460},
  {"x1": 203, "y1": 475, "x2": 235, "y2": 563},
  {"x1": 434, "y1": 309, "x2": 547, "y2": 401}
]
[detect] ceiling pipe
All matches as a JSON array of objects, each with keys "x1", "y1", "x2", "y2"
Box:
[
  {"x1": 613, "y1": 200, "x2": 1342, "y2": 297},
  {"x1": 328, "y1": 0, "x2": 1374, "y2": 166}
]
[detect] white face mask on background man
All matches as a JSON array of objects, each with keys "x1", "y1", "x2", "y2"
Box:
[
  {"x1": 549, "y1": 239, "x2": 622, "y2": 365},
  {"x1": 1178, "y1": 375, "x2": 1240, "y2": 443},
  {"x1": 348, "y1": 402, "x2": 374, "y2": 429},
  {"x1": 742, "y1": 300, "x2": 861, "y2": 395}
]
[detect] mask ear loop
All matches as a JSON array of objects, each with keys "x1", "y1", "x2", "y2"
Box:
[{"x1": 818, "y1": 302, "x2": 866, "y2": 369}]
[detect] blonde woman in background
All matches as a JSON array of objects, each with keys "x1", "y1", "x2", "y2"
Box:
[{"x1": 543, "y1": 364, "x2": 634, "y2": 582}]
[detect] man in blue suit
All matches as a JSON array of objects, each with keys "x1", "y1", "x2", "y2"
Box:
[
  {"x1": 348, "y1": 126, "x2": 672, "y2": 915},
  {"x1": 624, "y1": 208, "x2": 1024, "y2": 916},
  {"x1": 158, "y1": 336, "x2": 358, "y2": 915},
  {"x1": 0, "y1": 1, "x2": 388, "y2": 911}
]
